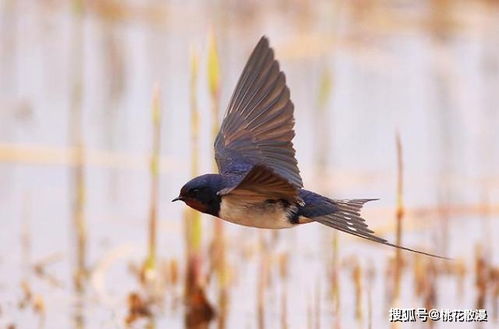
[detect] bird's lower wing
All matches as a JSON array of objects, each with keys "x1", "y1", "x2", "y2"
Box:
[{"x1": 218, "y1": 164, "x2": 300, "y2": 203}]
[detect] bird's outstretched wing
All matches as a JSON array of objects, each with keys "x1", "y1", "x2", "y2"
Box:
[{"x1": 214, "y1": 36, "x2": 302, "y2": 189}]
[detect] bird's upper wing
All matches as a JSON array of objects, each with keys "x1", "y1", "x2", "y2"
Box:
[{"x1": 214, "y1": 36, "x2": 303, "y2": 189}]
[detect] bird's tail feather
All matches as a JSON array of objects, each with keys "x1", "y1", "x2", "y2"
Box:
[{"x1": 314, "y1": 199, "x2": 450, "y2": 260}]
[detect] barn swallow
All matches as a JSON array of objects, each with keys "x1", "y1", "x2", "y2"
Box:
[{"x1": 173, "y1": 36, "x2": 447, "y2": 259}]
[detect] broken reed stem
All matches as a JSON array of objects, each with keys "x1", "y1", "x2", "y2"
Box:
[
  {"x1": 70, "y1": 0, "x2": 86, "y2": 292},
  {"x1": 146, "y1": 86, "x2": 162, "y2": 273},
  {"x1": 393, "y1": 132, "x2": 404, "y2": 301}
]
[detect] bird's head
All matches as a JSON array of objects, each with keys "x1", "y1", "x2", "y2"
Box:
[{"x1": 172, "y1": 174, "x2": 223, "y2": 216}]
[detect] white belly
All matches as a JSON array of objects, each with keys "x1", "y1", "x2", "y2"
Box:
[{"x1": 219, "y1": 196, "x2": 296, "y2": 229}]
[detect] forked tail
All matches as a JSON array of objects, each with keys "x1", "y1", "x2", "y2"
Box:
[{"x1": 298, "y1": 191, "x2": 450, "y2": 260}]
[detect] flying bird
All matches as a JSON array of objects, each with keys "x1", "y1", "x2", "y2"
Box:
[{"x1": 173, "y1": 36, "x2": 447, "y2": 259}]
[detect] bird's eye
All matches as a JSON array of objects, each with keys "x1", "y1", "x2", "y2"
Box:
[{"x1": 190, "y1": 188, "x2": 200, "y2": 195}]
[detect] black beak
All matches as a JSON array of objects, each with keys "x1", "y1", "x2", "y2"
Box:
[{"x1": 172, "y1": 196, "x2": 183, "y2": 202}]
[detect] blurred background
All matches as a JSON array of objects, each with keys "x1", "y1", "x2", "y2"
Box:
[{"x1": 1, "y1": 0, "x2": 498, "y2": 328}]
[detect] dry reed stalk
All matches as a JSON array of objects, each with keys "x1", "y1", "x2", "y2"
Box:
[
  {"x1": 424, "y1": 261, "x2": 437, "y2": 328},
  {"x1": 184, "y1": 47, "x2": 214, "y2": 328},
  {"x1": 455, "y1": 260, "x2": 466, "y2": 299},
  {"x1": 185, "y1": 47, "x2": 202, "y2": 264},
  {"x1": 307, "y1": 292, "x2": 313, "y2": 329},
  {"x1": 257, "y1": 233, "x2": 269, "y2": 329},
  {"x1": 279, "y1": 253, "x2": 289, "y2": 329},
  {"x1": 315, "y1": 63, "x2": 341, "y2": 321},
  {"x1": 429, "y1": 0, "x2": 454, "y2": 40},
  {"x1": 142, "y1": 86, "x2": 162, "y2": 283},
  {"x1": 330, "y1": 231, "x2": 340, "y2": 318},
  {"x1": 19, "y1": 281, "x2": 46, "y2": 327},
  {"x1": 280, "y1": 288, "x2": 288, "y2": 329},
  {"x1": 317, "y1": 66, "x2": 333, "y2": 112},
  {"x1": 279, "y1": 253, "x2": 289, "y2": 280},
  {"x1": 207, "y1": 31, "x2": 229, "y2": 329},
  {"x1": 168, "y1": 259, "x2": 179, "y2": 287},
  {"x1": 430, "y1": 0, "x2": 455, "y2": 257},
  {"x1": 352, "y1": 260, "x2": 363, "y2": 322},
  {"x1": 366, "y1": 263, "x2": 375, "y2": 329},
  {"x1": 439, "y1": 259, "x2": 468, "y2": 299},
  {"x1": 474, "y1": 245, "x2": 488, "y2": 309},
  {"x1": 385, "y1": 257, "x2": 394, "y2": 310},
  {"x1": 491, "y1": 266, "x2": 499, "y2": 320},
  {"x1": 165, "y1": 258, "x2": 179, "y2": 309},
  {"x1": 315, "y1": 65, "x2": 333, "y2": 175},
  {"x1": 33, "y1": 254, "x2": 64, "y2": 288},
  {"x1": 125, "y1": 292, "x2": 152, "y2": 325},
  {"x1": 21, "y1": 194, "x2": 31, "y2": 271},
  {"x1": 207, "y1": 32, "x2": 220, "y2": 139},
  {"x1": 185, "y1": 48, "x2": 202, "y2": 284},
  {"x1": 315, "y1": 281, "x2": 321, "y2": 329},
  {"x1": 393, "y1": 132, "x2": 404, "y2": 301},
  {"x1": 412, "y1": 255, "x2": 425, "y2": 298},
  {"x1": 70, "y1": 0, "x2": 87, "y2": 294}
]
